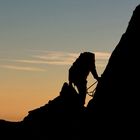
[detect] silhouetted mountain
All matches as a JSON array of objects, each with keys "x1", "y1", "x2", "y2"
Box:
[{"x1": 0, "y1": 4, "x2": 140, "y2": 139}]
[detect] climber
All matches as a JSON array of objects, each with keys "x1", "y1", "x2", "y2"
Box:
[{"x1": 68, "y1": 52, "x2": 100, "y2": 106}]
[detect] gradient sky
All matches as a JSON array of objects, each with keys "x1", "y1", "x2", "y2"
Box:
[{"x1": 0, "y1": 0, "x2": 139, "y2": 121}]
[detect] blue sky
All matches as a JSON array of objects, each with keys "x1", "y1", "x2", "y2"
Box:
[
  {"x1": 0, "y1": 0, "x2": 139, "y2": 52},
  {"x1": 0, "y1": 0, "x2": 139, "y2": 121},
  {"x1": 0, "y1": 0, "x2": 139, "y2": 70}
]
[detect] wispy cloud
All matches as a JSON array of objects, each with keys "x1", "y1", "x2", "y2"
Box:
[
  {"x1": 0, "y1": 51, "x2": 111, "y2": 72},
  {"x1": 32, "y1": 51, "x2": 79, "y2": 65},
  {"x1": 6, "y1": 51, "x2": 78, "y2": 66},
  {"x1": 95, "y1": 52, "x2": 111, "y2": 60},
  {"x1": 13, "y1": 59, "x2": 73, "y2": 65},
  {"x1": 31, "y1": 50, "x2": 111, "y2": 61},
  {"x1": 11, "y1": 51, "x2": 111, "y2": 66},
  {"x1": 0, "y1": 65, "x2": 46, "y2": 72},
  {"x1": 95, "y1": 52, "x2": 110, "y2": 68}
]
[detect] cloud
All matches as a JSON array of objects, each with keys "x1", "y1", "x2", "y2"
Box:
[
  {"x1": 0, "y1": 65, "x2": 46, "y2": 72},
  {"x1": 31, "y1": 51, "x2": 110, "y2": 62},
  {"x1": 11, "y1": 51, "x2": 110, "y2": 66},
  {"x1": 13, "y1": 59, "x2": 73, "y2": 65},
  {"x1": 7, "y1": 51, "x2": 78, "y2": 66},
  {"x1": 94, "y1": 52, "x2": 110, "y2": 68},
  {"x1": 95, "y1": 52, "x2": 111, "y2": 60},
  {"x1": 33, "y1": 51, "x2": 79, "y2": 61},
  {"x1": 0, "y1": 51, "x2": 111, "y2": 71}
]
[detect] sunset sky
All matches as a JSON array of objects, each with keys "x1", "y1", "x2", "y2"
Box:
[{"x1": 0, "y1": 0, "x2": 139, "y2": 121}]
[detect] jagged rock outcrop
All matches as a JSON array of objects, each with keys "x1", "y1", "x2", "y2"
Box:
[
  {"x1": 21, "y1": 82, "x2": 85, "y2": 139},
  {"x1": 0, "y1": 4, "x2": 140, "y2": 139}
]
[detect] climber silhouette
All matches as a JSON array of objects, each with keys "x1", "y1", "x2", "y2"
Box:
[{"x1": 68, "y1": 52, "x2": 99, "y2": 106}]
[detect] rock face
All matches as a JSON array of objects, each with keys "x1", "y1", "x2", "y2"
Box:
[
  {"x1": 87, "y1": 4, "x2": 140, "y2": 137},
  {"x1": 0, "y1": 4, "x2": 140, "y2": 139}
]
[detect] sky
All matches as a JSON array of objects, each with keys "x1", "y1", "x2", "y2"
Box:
[{"x1": 0, "y1": 0, "x2": 139, "y2": 121}]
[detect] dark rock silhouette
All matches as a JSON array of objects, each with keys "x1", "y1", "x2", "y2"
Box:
[
  {"x1": 87, "y1": 4, "x2": 140, "y2": 138},
  {"x1": 0, "y1": 4, "x2": 140, "y2": 139},
  {"x1": 22, "y1": 82, "x2": 85, "y2": 139}
]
